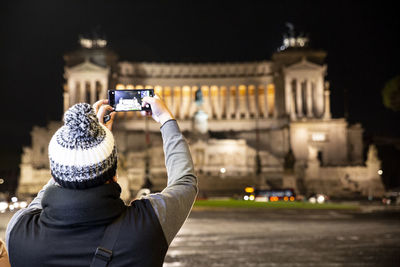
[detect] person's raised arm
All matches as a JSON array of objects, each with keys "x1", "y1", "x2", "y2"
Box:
[{"x1": 141, "y1": 94, "x2": 198, "y2": 245}]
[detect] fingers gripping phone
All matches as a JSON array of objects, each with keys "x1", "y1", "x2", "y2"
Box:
[{"x1": 105, "y1": 89, "x2": 154, "y2": 122}]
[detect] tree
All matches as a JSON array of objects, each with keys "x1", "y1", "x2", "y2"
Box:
[{"x1": 382, "y1": 75, "x2": 400, "y2": 112}]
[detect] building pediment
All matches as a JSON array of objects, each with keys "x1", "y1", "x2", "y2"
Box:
[
  {"x1": 283, "y1": 57, "x2": 326, "y2": 74},
  {"x1": 66, "y1": 60, "x2": 109, "y2": 74}
]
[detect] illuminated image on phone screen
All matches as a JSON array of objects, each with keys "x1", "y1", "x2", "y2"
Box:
[{"x1": 112, "y1": 90, "x2": 152, "y2": 111}]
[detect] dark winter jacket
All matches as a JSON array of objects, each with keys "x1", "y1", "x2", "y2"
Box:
[{"x1": 6, "y1": 120, "x2": 198, "y2": 267}]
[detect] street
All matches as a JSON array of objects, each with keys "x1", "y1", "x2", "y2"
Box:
[
  {"x1": 1, "y1": 207, "x2": 400, "y2": 267},
  {"x1": 165, "y1": 207, "x2": 400, "y2": 267}
]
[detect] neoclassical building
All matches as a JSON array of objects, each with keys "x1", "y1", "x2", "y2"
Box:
[{"x1": 18, "y1": 35, "x2": 385, "y2": 200}]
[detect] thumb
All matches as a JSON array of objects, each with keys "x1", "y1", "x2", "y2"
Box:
[{"x1": 142, "y1": 96, "x2": 156, "y2": 104}]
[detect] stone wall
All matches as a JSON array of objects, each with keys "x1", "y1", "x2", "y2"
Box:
[{"x1": 304, "y1": 145, "x2": 385, "y2": 198}]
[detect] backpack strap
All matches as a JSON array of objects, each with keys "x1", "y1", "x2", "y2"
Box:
[{"x1": 90, "y1": 210, "x2": 126, "y2": 267}]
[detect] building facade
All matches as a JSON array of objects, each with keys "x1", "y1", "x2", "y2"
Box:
[{"x1": 18, "y1": 36, "x2": 385, "y2": 200}]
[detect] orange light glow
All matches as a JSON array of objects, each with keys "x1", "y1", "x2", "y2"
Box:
[
  {"x1": 248, "y1": 85, "x2": 255, "y2": 96},
  {"x1": 245, "y1": 187, "x2": 254, "y2": 193},
  {"x1": 290, "y1": 196, "x2": 295, "y2": 201},
  {"x1": 163, "y1": 87, "x2": 171, "y2": 97},
  {"x1": 239, "y1": 85, "x2": 246, "y2": 96},
  {"x1": 284, "y1": 196, "x2": 289, "y2": 201},
  {"x1": 211, "y1": 86, "x2": 219, "y2": 97},
  {"x1": 201, "y1": 86, "x2": 209, "y2": 97},
  {"x1": 116, "y1": 84, "x2": 125, "y2": 90},
  {"x1": 154, "y1": 86, "x2": 162, "y2": 95},
  {"x1": 126, "y1": 84, "x2": 134, "y2": 89},
  {"x1": 267, "y1": 84, "x2": 275, "y2": 116},
  {"x1": 182, "y1": 86, "x2": 191, "y2": 96}
]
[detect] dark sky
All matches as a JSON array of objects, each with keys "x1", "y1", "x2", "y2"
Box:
[{"x1": 0, "y1": 0, "x2": 399, "y2": 172}]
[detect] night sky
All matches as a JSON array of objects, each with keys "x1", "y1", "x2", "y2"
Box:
[{"x1": 0, "y1": 1, "x2": 399, "y2": 188}]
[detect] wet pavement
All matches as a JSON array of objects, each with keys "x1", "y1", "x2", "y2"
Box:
[
  {"x1": 164, "y1": 207, "x2": 400, "y2": 267},
  {"x1": 1, "y1": 206, "x2": 400, "y2": 266}
]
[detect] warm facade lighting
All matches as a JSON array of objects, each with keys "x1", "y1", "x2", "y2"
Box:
[
  {"x1": 116, "y1": 84, "x2": 125, "y2": 90},
  {"x1": 267, "y1": 84, "x2": 275, "y2": 116},
  {"x1": 154, "y1": 85, "x2": 163, "y2": 95},
  {"x1": 79, "y1": 37, "x2": 107, "y2": 49},
  {"x1": 126, "y1": 84, "x2": 134, "y2": 89},
  {"x1": 311, "y1": 133, "x2": 326, "y2": 142}
]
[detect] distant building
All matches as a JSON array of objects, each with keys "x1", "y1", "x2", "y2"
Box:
[{"x1": 18, "y1": 33, "x2": 385, "y2": 200}]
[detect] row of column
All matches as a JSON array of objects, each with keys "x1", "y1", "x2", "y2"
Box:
[
  {"x1": 285, "y1": 76, "x2": 324, "y2": 119},
  {"x1": 115, "y1": 84, "x2": 276, "y2": 120},
  {"x1": 67, "y1": 79, "x2": 108, "y2": 107}
]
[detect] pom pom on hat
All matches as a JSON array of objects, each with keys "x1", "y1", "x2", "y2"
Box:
[
  {"x1": 64, "y1": 103, "x2": 99, "y2": 138},
  {"x1": 48, "y1": 103, "x2": 117, "y2": 189}
]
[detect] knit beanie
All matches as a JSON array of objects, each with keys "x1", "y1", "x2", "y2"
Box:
[{"x1": 48, "y1": 103, "x2": 117, "y2": 189}]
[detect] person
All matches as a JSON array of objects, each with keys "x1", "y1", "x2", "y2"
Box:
[{"x1": 5, "y1": 95, "x2": 198, "y2": 266}]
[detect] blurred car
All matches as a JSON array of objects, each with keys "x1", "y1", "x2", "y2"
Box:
[
  {"x1": 243, "y1": 187, "x2": 296, "y2": 202},
  {"x1": 382, "y1": 188, "x2": 400, "y2": 205},
  {"x1": 308, "y1": 193, "x2": 329, "y2": 204}
]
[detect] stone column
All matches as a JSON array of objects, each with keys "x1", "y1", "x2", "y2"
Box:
[
  {"x1": 272, "y1": 85, "x2": 277, "y2": 118},
  {"x1": 81, "y1": 81, "x2": 87, "y2": 103},
  {"x1": 316, "y1": 76, "x2": 324, "y2": 117},
  {"x1": 284, "y1": 76, "x2": 291, "y2": 114},
  {"x1": 239, "y1": 85, "x2": 247, "y2": 119},
  {"x1": 264, "y1": 84, "x2": 269, "y2": 118},
  {"x1": 323, "y1": 82, "x2": 332, "y2": 120},
  {"x1": 226, "y1": 85, "x2": 234, "y2": 119},
  {"x1": 290, "y1": 88, "x2": 297, "y2": 121},
  {"x1": 63, "y1": 91, "x2": 70, "y2": 113},
  {"x1": 171, "y1": 86, "x2": 176, "y2": 118},
  {"x1": 210, "y1": 86, "x2": 221, "y2": 119},
  {"x1": 101, "y1": 79, "x2": 108, "y2": 99},
  {"x1": 90, "y1": 80, "x2": 96, "y2": 104},
  {"x1": 249, "y1": 85, "x2": 257, "y2": 118},
  {"x1": 189, "y1": 86, "x2": 197, "y2": 118},
  {"x1": 235, "y1": 86, "x2": 240, "y2": 119},
  {"x1": 201, "y1": 86, "x2": 212, "y2": 118},
  {"x1": 67, "y1": 78, "x2": 75, "y2": 108},
  {"x1": 181, "y1": 86, "x2": 191, "y2": 119},
  {"x1": 220, "y1": 86, "x2": 227, "y2": 119},
  {"x1": 175, "y1": 87, "x2": 182, "y2": 119},
  {"x1": 164, "y1": 87, "x2": 172, "y2": 114},
  {"x1": 306, "y1": 80, "x2": 313, "y2": 117},
  {"x1": 254, "y1": 85, "x2": 260, "y2": 119},
  {"x1": 296, "y1": 79, "x2": 303, "y2": 117},
  {"x1": 257, "y1": 85, "x2": 265, "y2": 118},
  {"x1": 216, "y1": 86, "x2": 223, "y2": 119}
]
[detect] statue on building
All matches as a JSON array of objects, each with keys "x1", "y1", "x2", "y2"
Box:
[{"x1": 192, "y1": 86, "x2": 209, "y2": 139}]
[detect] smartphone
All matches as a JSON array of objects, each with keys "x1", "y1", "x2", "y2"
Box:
[{"x1": 108, "y1": 89, "x2": 154, "y2": 112}]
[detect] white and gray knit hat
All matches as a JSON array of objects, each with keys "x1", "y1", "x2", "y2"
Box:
[{"x1": 48, "y1": 103, "x2": 117, "y2": 189}]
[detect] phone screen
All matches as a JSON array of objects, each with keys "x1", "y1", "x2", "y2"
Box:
[{"x1": 108, "y1": 89, "x2": 154, "y2": 111}]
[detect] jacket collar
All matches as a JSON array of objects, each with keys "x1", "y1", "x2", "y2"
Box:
[{"x1": 40, "y1": 182, "x2": 126, "y2": 226}]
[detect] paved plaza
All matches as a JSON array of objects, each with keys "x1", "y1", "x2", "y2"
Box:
[{"x1": 1, "y1": 206, "x2": 400, "y2": 267}]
